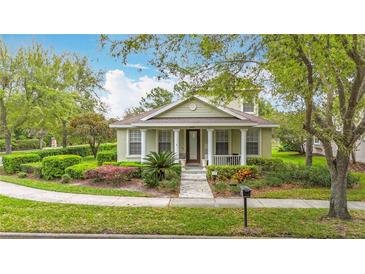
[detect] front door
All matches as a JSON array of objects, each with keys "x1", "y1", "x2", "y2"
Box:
[{"x1": 186, "y1": 129, "x2": 200, "y2": 163}]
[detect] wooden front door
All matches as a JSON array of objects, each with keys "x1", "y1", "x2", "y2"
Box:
[{"x1": 186, "y1": 129, "x2": 200, "y2": 163}]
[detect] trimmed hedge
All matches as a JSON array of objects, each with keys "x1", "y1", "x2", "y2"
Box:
[
  {"x1": 99, "y1": 143, "x2": 117, "y2": 151},
  {"x1": 247, "y1": 157, "x2": 285, "y2": 172},
  {"x1": 103, "y1": 161, "x2": 144, "y2": 178},
  {"x1": 96, "y1": 150, "x2": 117, "y2": 165},
  {"x1": 267, "y1": 164, "x2": 360, "y2": 188},
  {"x1": 41, "y1": 155, "x2": 82, "y2": 180},
  {"x1": 2, "y1": 153, "x2": 41, "y2": 174},
  {"x1": 0, "y1": 139, "x2": 40, "y2": 151},
  {"x1": 65, "y1": 162, "x2": 98, "y2": 179},
  {"x1": 37, "y1": 145, "x2": 92, "y2": 159},
  {"x1": 207, "y1": 165, "x2": 258, "y2": 180},
  {"x1": 20, "y1": 162, "x2": 42, "y2": 176},
  {"x1": 85, "y1": 165, "x2": 137, "y2": 183}
]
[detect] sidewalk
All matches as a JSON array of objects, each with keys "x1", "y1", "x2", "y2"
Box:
[{"x1": 1, "y1": 181, "x2": 365, "y2": 209}]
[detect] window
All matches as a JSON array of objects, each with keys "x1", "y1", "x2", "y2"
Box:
[
  {"x1": 216, "y1": 130, "x2": 229, "y2": 155},
  {"x1": 247, "y1": 128, "x2": 259, "y2": 155},
  {"x1": 158, "y1": 130, "x2": 171, "y2": 153},
  {"x1": 242, "y1": 102, "x2": 255, "y2": 113},
  {"x1": 314, "y1": 137, "x2": 321, "y2": 145},
  {"x1": 129, "y1": 130, "x2": 141, "y2": 155}
]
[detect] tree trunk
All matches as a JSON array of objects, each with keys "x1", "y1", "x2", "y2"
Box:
[
  {"x1": 327, "y1": 151, "x2": 352, "y2": 220},
  {"x1": 351, "y1": 150, "x2": 356, "y2": 164},
  {"x1": 0, "y1": 99, "x2": 11, "y2": 154},
  {"x1": 62, "y1": 120, "x2": 68, "y2": 148},
  {"x1": 305, "y1": 134, "x2": 313, "y2": 166}
]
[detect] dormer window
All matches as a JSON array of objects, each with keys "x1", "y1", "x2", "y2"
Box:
[{"x1": 242, "y1": 102, "x2": 255, "y2": 113}]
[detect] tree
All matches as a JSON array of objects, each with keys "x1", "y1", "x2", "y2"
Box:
[
  {"x1": 123, "y1": 87, "x2": 173, "y2": 118},
  {"x1": 103, "y1": 34, "x2": 365, "y2": 219},
  {"x1": 70, "y1": 112, "x2": 112, "y2": 157},
  {"x1": 270, "y1": 111, "x2": 306, "y2": 153}
]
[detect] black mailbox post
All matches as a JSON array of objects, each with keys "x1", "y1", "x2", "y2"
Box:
[{"x1": 240, "y1": 185, "x2": 252, "y2": 228}]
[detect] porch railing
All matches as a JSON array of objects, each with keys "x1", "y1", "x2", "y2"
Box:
[{"x1": 213, "y1": 155, "x2": 241, "y2": 166}]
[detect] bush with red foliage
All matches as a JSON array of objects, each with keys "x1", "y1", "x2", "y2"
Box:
[{"x1": 85, "y1": 165, "x2": 137, "y2": 183}]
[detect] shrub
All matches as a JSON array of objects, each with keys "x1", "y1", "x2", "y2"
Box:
[
  {"x1": 2, "y1": 153, "x2": 41, "y2": 174},
  {"x1": 17, "y1": 171, "x2": 27, "y2": 178},
  {"x1": 207, "y1": 165, "x2": 258, "y2": 180},
  {"x1": 61, "y1": 174, "x2": 72, "y2": 184},
  {"x1": 142, "y1": 169, "x2": 159, "y2": 188},
  {"x1": 143, "y1": 151, "x2": 177, "y2": 182},
  {"x1": 96, "y1": 150, "x2": 117, "y2": 165},
  {"x1": 85, "y1": 165, "x2": 136, "y2": 183},
  {"x1": 232, "y1": 168, "x2": 256, "y2": 184},
  {"x1": 0, "y1": 139, "x2": 40, "y2": 151},
  {"x1": 266, "y1": 164, "x2": 360, "y2": 188},
  {"x1": 36, "y1": 145, "x2": 92, "y2": 159},
  {"x1": 41, "y1": 155, "x2": 82, "y2": 180},
  {"x1": 103, "y1": 161, "x2": 144, "y2": 178},
  {"x1": 65, "y1": 162, "x2": 98, "y2": 179},
  {"x1": 20, "y1": 162, "x2": 42, "y2": 176},
  {"x1": 99, "y1": 143, "x2": 117, "y2": 151},
  {"x1": 247, "y1": 157, "x2": 285, "y2": 172}
]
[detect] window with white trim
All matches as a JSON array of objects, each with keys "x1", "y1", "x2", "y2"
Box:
[
  {"x1": 247, "y1": 128, "x2": 259, "y2": 155},
  {"x1": 314, "y1": 137, "x2": 321, "y2": 145},
  {"x1": 129, "y1": 130, "x2": 141, "y2": 155},
  {"x1": 158, "y1": 130, "x2": 171, "y2": 153},
  {"x1": 216, "y1": 130, "x2": 229, "y2": 155},
  {"x1": 242, "y1": 102, "x2": 255, "y2": 113}
]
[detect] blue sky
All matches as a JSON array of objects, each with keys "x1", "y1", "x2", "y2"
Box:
[
  {"x1": 0, "y1": 34, "x2": 156, "y2": 79},
  {"x1": 0, "y1": 34, "x2": 175, "y2": 118}
]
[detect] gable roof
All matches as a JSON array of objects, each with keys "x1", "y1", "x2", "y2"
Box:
[
  {"x1": 141, "y1": 95, "x2": 247, "y2": 121},
  {"x1": 110, "y1": 95, "x2": 279, "y2": 128}
]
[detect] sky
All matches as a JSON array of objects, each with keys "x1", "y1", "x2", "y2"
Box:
[{"x1": 0, "y1": 34, "x2": 176, "y2": 118}]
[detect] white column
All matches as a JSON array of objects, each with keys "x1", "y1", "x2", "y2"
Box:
[
  {"x1": 173, "y1": 129, "x2": 180, "y2": 163},
  {"x1": 207, "y1": 128, "x2": 214, "y2": 166},
  {"x1": 240, "y1": 128, "x2": 248, "y2": 165},
  {"x1": 140, "y1": 129, "x2": 147, "y2": 162}
]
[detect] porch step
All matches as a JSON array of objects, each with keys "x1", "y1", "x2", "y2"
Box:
[{"x1": 179, "y1": 168, "x2": 213, "y2": 199}]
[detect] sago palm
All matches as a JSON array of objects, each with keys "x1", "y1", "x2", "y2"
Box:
[{"x1": 144, "y1": 151, "x2": 177, "y2": 181}]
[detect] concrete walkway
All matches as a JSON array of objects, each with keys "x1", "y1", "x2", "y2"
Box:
[
  {"x1": 179, "y1": 166, "x2": 214, "y2": 198},
  {"x1": 1, "y1": 181, "x2": 365, "y2": 209}
]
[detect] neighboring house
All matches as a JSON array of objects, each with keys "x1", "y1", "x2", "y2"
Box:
[
  {"x1": 312, "y1": 137, "x2": 365, "y2": 163},
  {"x1": 110, "y1": 96, "x2": 278, "y2": 166}
]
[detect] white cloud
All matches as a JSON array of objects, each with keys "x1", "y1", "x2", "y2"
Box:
[
  {"x1": 102, "y1": 69, "x2": 175, "y2": 119},
  {"x1": 125, "y1": 63, "x2": 148, "y2": 70}
]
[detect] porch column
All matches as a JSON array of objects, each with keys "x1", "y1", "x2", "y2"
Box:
[
  {"x1": 173, "y1": 129, "x2": 180, "y2": 163},
  {"x1": 240, "y1": 128, "x2": 248, "y2": 165},
  {"x1": 140, "y1": 129, "x2": 147, "y2": 162},
  {"x1": 207, "y1": 128, "x2": 214, "y2": 165}
]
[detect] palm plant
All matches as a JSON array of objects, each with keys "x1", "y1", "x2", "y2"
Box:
[{"x1": 144, "y1": 151, "x2": 177, "y2": 181}]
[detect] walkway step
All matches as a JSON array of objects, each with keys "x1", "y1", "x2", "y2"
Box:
[{"x1": 179, "y1": 168, "x2": 213, "y2": 198}]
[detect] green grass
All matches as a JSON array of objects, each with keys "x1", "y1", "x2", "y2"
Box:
[
  {"x1": 1, "y1": 195, "x2": 365, "y2": 238},
  {"x1": 0, "y1": 175, "x2": 149, "y2": 197},
  {"x1": 272, "y1": 148, "x2": 327, "y2": 166},
  {"x1": 258, "y1": 149, "x2": 365, "y2": 200}
]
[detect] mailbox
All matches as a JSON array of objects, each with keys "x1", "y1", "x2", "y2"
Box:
[{"x1": 240, "y1": 185, "x2": 252, "y2": 198}]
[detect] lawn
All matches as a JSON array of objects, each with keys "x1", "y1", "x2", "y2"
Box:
[
  {"x1": 272, "y1": 148, "x2": 327, "y2": 166},
  {"x1": 0, "y1": 175, "x2": 149, "y2": 197},
  {"x1": 253, "y1": 149, "x2": 365, "y2": 201},
  {"x1": 1, "y1": 195, "x2": 365, "y2": 238}
]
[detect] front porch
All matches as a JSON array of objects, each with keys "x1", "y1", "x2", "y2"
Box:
[{"x1": 121, "y1": 127, "x2": 269, "y2": 166}]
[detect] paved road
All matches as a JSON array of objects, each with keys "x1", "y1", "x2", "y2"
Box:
[{"x1": 1, "y1": 180, "x2": 365, "y2": 209}]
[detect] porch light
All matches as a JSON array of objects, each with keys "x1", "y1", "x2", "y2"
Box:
[{"x1": 240, "y1": 185, "x2": 252, "y2": 228}]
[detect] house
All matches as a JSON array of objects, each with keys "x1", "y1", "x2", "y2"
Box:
[
  {"x1": 110, "y1": 96, "x2": 279, "y2": 166},
  {"x1": 312, "y1": 137, "x2": 365, "y2": 163}
]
